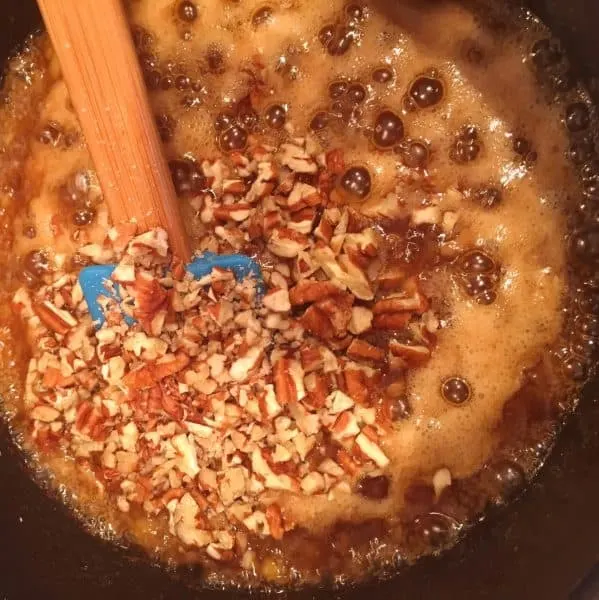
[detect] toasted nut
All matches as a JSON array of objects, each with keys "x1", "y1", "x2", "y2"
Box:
[
  {"x1": 287, "y1": 182, "x2": 322, "y2": 212},
  {"x1": 372, "y1": 313, "x2": 411, "y2": 330},
  {"x1": 263, "y1": 288, "x2": 291, "y2": 313},
  {"x1": 326, "y1": 389, "x2": 354, "y2": 414},
  {"x1": 355, "y1": 432, "x2": 389, "y2": 468},
  {"x1": 301, "y1": 472, "x2": 326, "y2": 495},
  {"x1": 331, "y1": 411, "x2": 360, "y2": 439},
  {"x1": 304, "y1": 372, "x2": 329, "y2": 409},
  {"x1": 388, "y1": 340, "x2": 431, "y2": 367},
  {"x1": 230, "y1": 346, "x2": 264, "y2": 382},
  {"x1": 299, "y1": 305, "x2": 333, "y2": 340},
  {"x1": 344, "y1": 369, "x2": 369, "y2": 405},
  {"x1": 273, "y1": 358, "x2": 297, "y2": 405},
  {"x1": 377, "y1": 265, "x2": 406, "y2": 291},
  {"x1": 300, "y1": 345, "x2": 324, "y2": 373},
  {"x1": 289, "y1": 280, "x2": 341, "y2": 306},
  {"x1": 213, "y1": 203, "x2": 253, "y2": 222},
  {"x1": 268, "y1": 227, "x2": 310, "y2": 258},
  {"x1": 33, "y1": 301, "x2": 77, "y2": 335},
  {"x1": 411, "y1": 205, "x2": 442, "y2": 226},
  {"x1": 265, "y1": 504, "x2": 285, "y2": 540},
  {"x1": 279, "y1": 143, "x2": 318, "y2": 174},
  {"x1": 258, "y1": 384, "x2": 283, "y2": 418},
  {"x1": 348, "y1": 306, "x2": 373, "y2": 335},
  {"x1": 31, "y1": 405, "x2": 61, "y2": 423},
  {"x1": 128, "y1": 228, "x2": 169, "y2": 257},
  {"x1": 112, "y1": 258, "x2": 136, "y2": 283},
  {"x1": 314, "y1": 215, "x2": 334, "y2": 243},
  {"x1": 154, "y1": 351, "x2": 191, "y2": 380},
  {"x1": 433, "y1": 467, "x2": 452, "y2": 498},
  {"x1": 347, "y1": 338, "x2": 385, "y2": 362},
  {"x1": 372, "y1": 293, "x2": 428, "y2": 315},
  {"x1": 222, "y1": 179, "x2": 247, "y2": 194}
]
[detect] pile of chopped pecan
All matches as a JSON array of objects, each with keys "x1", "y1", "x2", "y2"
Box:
[{"x1": 14, "y1": 133, "x2": 443, "y2": 567}]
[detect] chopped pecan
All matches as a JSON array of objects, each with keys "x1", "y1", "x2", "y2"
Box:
[
  {"x1": 31, "y1": 405, "x2": 61, "y2": 423},
  {"x1": 372, "y1": 313, "x2": 411, "y2": 330},
  {"x1": 229, "y1": 346, "x2": 264, "y2": 382},
  {"x1": 213, "y1": 203, "x2": 253, "y2": 222},
  {"x1": 301, "y1": 472, "x2": 326, "y2": 495},
  {"x1": 268, "y1": 227, "x2": 310, "y2": 258},
  {"x1": 300, "y1": 345, "x2": 324, "y2": 373},
  {"x1": 335, "y1": 447, "x2": 361, "y2": 475},
  {"x1": 265, "y1": 504, "x2": 285, "y2": 540},
  {"x1": 263, "y1": 288, "x2": 291, "y2": 313},
  {"x1": 159, "y1": 377, "x2": 184, "y2": 420},
  {"x1": 304, "y1": 372, "x2": 329, "y2": 409},
  {"x1": 42, "y1": 367, "x2": 76, "y2": 388},
  {"x1": 287, "y1": 182, "x2": 322, "y2": 213},
  {"x1": 314, "y1": 214, "x2": 334, "y2": 243},
  {"x1": 347, "y1": 338, "x2": 385, "y2": 362},
  {"x1": 372, "y1": 293, "x2": 428, "y2": 315},
  {"x1": 131, "y1": 275, "x2": 169, "y2": 331},
  {"x1": 108, "y1": 222, "x2": 138, "y2": 253},
  {"x1": 348, "y1": 306, "x2": 373, "y2": 335},
  {"x1": 154, "y1": 351, "x2": 191, "y2": 380},
  {"x1": 299, "y1": 305, "x2": 333, "y2": 340},
  {"x1": 289, "y1": 280, "x2": 341, "y2": 306},
  {"x1": 377, "y1": 265, "x2": 406, "y2": 291},
  {"x1": 273, "y1": 358, "x2": 297, "y2": 405},
  {"x1": 344, "y1": 369, "x2": 370, "y2": 405},
  {"x1": 355, "y1": 431, "x2": 389, "y2": 468},
  {"x1": 330, "y1": 411, "x2": 360, "y2": 439},
  {"x1": 388, "y1": 340, "x2": 431, "y2": 367},
  {"x1": 314, "y1": 293, "x2": 353, "y2": 336},
  {"x1": 33, "y1": 301, "x2": 77, "y2": 335},
  {"x1": 325, "y1": 148, "x2": 345, "y2": 175}
]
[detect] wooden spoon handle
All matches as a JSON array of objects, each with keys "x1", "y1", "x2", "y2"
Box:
[{"x1": 37, "y1": 0, "x2": 191, "y2": 262}]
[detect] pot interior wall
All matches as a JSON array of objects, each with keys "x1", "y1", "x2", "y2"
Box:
[{"x1": 1, "y1": 1, "x2": 599, "y2": 599}]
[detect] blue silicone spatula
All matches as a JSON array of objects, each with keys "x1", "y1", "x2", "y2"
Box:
[
  {"x1": 36, "y1": 0, "x2": 263, "y2": 328},
  {"x1": 79, "y1": 253, "x2": 263, "y2": 328}
]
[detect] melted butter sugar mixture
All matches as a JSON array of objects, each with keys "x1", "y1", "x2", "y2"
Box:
[{"x1": 0, "y1": 0, "x2": 592, "y2": 587}]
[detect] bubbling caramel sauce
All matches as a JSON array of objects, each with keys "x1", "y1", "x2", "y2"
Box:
[{"x1": 0, "y1": 0, "x2": 597, "y2": 588}]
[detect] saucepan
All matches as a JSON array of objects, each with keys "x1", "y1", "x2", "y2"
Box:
[{"x1": 1, "y1": 0, "x2": 599, "y2": 598}]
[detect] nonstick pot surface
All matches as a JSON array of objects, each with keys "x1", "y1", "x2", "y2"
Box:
[{"x1": 2, "y1": 1, "x2": 599, "y2": 598}]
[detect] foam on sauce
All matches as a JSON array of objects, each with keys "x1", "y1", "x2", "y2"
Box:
[{"x1": 0, "y1": 0, "x2": 592, "y2": 586}]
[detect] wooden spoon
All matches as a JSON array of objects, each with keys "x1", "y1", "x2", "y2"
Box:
[{"x1": 36, "y1": 0, "x2": 191, "y2": 262}]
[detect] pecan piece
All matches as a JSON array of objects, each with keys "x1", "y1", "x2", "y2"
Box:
[
  {"x1": 304, "y1": 372, "x2": 329, "y2": 409},
  {"x1": 33, "y1": 301, "x2": 77, "y2": 335},
  {"x1": 43, "y1": 367, "x2": 76, "y2": 388},
  {"x1": 265, "y1": 504, "x2": 285, "y2": 540},
  {"x1": 388, "y1": 340, "x2": 431, "y2": 367},
  {"x1": 372, "y1": 313, "x2": 411, "y2": 330},
  {"x1": 159, "y1": 377, "x2": 184, "y2": 420},
  {"x1": 268, "y1": 227, "x2": 310, "y2": 258},
  {"x1": 348, "y1": 306, "x2": 373, "y2": 335},
  {"x1": 289, "y1": 280, "x2": 341, "y2": 306},
  {"x1": 300, "y1": 345, "x2": 324, "y2": 373},
  {"x1": 299, "y1": 305, "x2": 334, "y2": 340},
  {"x1": 372, "y1": 293, "x2": 428, "y2": 315},
  {"x1": 347, "y1": 338, "x2": 385, "y2": 362},
  {"x1": 344, "y1": 369, "x2": 369, "y2": 405},
  {"x1": 153, "y1": 351, "x2": 191, "y2": 380},
  {"x1": 132, "y1": 275, "x2": 169, "y2": 330},
  {"x1": 315, "y1": 293, "x2": 353, "y2": 336},
  {"x1": 273, "y1": 358, "x2": 297, "y2": 405},
  {"x1": 263, "y1": 288, "x2": 291, "y2": 313}
]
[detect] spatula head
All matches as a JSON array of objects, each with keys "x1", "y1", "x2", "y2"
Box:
[{"x1": 79, "y1": 252, "x2": 264, "y2": 328}]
